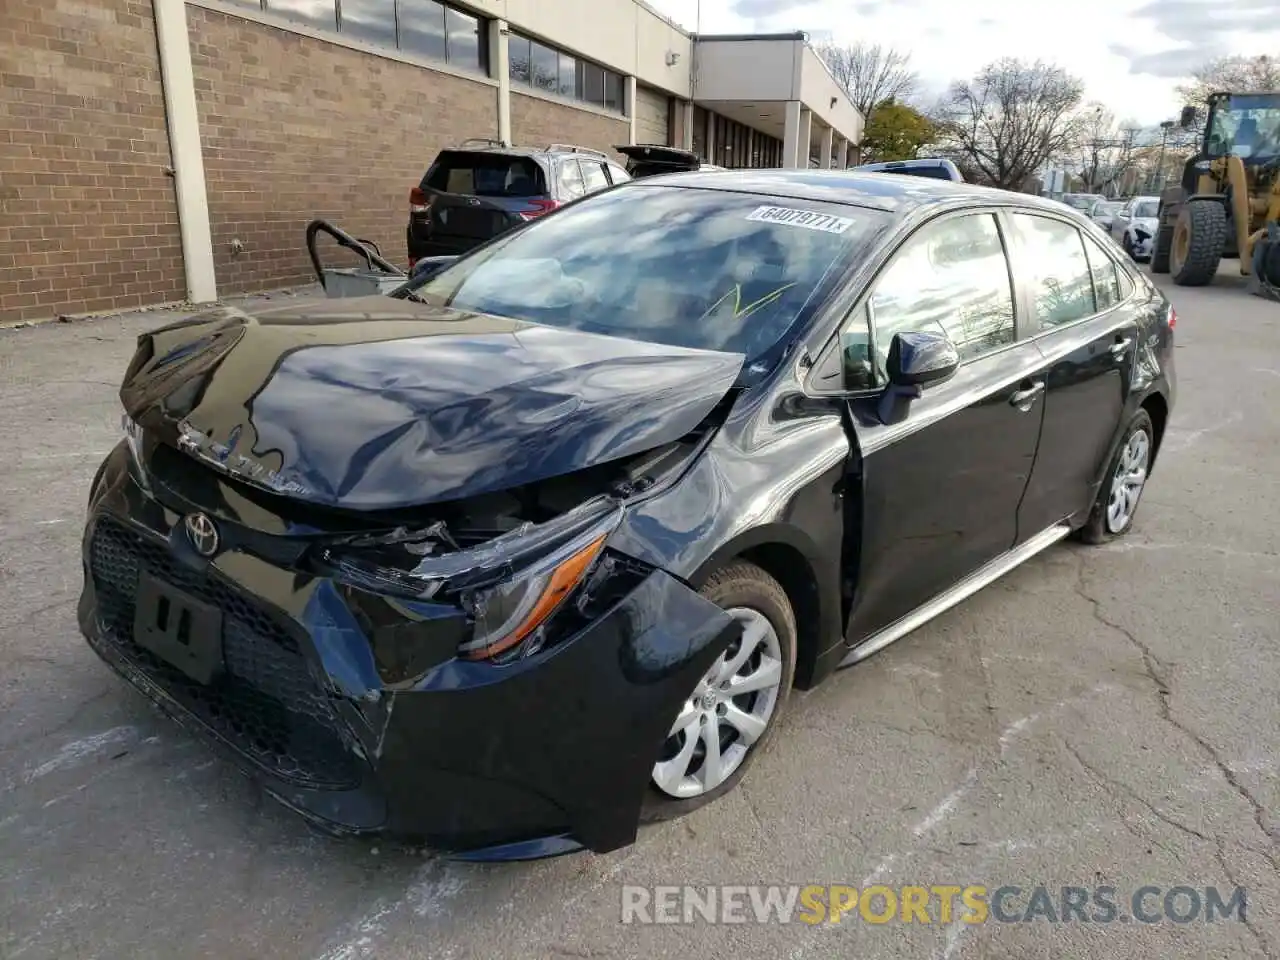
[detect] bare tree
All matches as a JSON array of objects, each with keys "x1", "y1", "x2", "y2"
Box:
[
  {"x1": 934, "y1": 59, "x2": 1085, "y2": 190},
  {"x1": 1176, "y1": 53, "x2": 1280, "y2": 111},
  {"x1": 1072, "y1": 103, "x2": 1141, "y2": 194},
  {"x1": 816, "y1": 41, "x2": 918, "y2": 160}
]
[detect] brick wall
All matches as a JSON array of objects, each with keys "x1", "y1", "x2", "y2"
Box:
[
  {"x1": 510, "y1": 93, "x2": 629, "y2": 163},
  {"x1": 0, "y1": 0, "x2": 184, "y2": 324},
  {"x1": 188, "y1": 6, "x2": 499, "y2": 294}
]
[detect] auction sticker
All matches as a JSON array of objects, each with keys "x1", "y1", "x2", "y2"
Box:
[{"x1": 746, "y1": 205, "x2": 855, "y2": 234}]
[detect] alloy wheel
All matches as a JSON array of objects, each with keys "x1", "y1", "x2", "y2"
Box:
[
  {"x1": 651, "y1": 607, "x2": 784, "y2": 799},
  {"x1": 1106, "y1": 428, "x2": 1150, "y2": 533}
]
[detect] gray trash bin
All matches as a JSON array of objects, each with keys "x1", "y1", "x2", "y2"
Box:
[{"x1": 322, "y1": 268, "x2": 406, "y2": 299}]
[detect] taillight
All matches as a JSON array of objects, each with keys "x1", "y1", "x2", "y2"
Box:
[
  {"x1": 409, "y1": 186, "x2": 428, "y2": 213},
  {"x1": 1167, "y1": 306, "x2": 1177, "y2": 329},
  {"x1": 519, "y1": 198, "x2": 560, "y2": 221}
]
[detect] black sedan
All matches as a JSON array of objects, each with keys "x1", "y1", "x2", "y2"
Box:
[{"x1": 81, "y1": 171, "x2": 1175, "y2": 860}]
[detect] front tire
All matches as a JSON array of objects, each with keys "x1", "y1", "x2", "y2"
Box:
[
  {"x1": 1079, "y1": 409, "x2": 1154, "y2": 544},
  {"x1": 642, "y1": 561, "x2": 796, "y2": 821},
  {"x1": 1170, "y1": 200, "x2": 1226, "y2": 286}
]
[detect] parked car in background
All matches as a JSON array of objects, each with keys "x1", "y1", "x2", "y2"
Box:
[
  {"x1": 854, "y1": 158, "x2": 965, "y2": 182},
  {"x1": 1086, "y1": 198, "x2": 1123, "y2": 233},
  {"x1": 1109, "y1": 195, "x2": 1161, "y2": 261},
  {"x1": 407, "y1": 140, "x2": 630, "y2": 265},
  {"x1": 1060, "y1": 192, "x2": 1106, "y2": 213},
  {"x1": 614, "y1": 144, "x2": 707, "y2": 178},
  {"x1": 89, "y1": 170, "x2": 1174, "y2": 859}
]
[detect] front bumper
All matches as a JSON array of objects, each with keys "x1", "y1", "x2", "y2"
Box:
[
  {"x1": 78, "y1": 445, "x2": 736, "y2": 856},
  {"x1": 1131, "y1": 231, "x2": 1154, "y2": 260}
]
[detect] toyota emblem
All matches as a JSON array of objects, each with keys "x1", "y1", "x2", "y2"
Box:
[{"x1": 184, "y1": 513, "x2": 220, "y2": 558}]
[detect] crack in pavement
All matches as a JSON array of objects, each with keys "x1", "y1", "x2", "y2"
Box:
[
  {"x1": 1063, "y1": 739, "x2": 1202, "y2": 853},
  {"x1": 1074, "y1": 560, "x2": 1278, "y2": 857},
  {"x1": 1064, "y1": 739, "x2": 1276, "y2": 958}
]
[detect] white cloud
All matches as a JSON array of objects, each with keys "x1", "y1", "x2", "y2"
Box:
[{"x1": 646, "y1": 0, "x2": 1280, "y2": 126}]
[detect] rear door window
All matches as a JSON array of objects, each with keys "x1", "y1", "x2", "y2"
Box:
[
  {"x1": 423, "y1": 151, "x2": 546, "y2": 198},
  {"x1": 1080, "y1": 233, "x2": 1122, "y2": 311},
  {"x1": 1009, "y1": 213, "x2": 1097, "y2": 328},
  {"x1": 557, "y1": 159, "x2": 586, "y2": 199},
  {"x1": 581, "y1": 161, "x2": 610, "y2": 194}
]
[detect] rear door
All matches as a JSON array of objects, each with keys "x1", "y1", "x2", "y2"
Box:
[
  {"x1": 841, "y1": 210, "x2": 1047, "y2": 645},
  {"x1": 1007, "y1": 212, "x2": 1140, "y2": 539}
]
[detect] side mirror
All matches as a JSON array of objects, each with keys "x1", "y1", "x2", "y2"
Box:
[
  {"x1": 878, "y1": 331, "x2": 959, "y2": 425},
  {"x1": 887, "y1": 330, "x2": 960, "y2": 388},
  {"x1": 1179, "y1": 105, "x2": 1196, "y2": 129}
]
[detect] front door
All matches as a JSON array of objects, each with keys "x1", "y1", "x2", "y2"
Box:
[
  {"x1": 1005, "y1": 214, "x2": 1139, "y2": 537},
  {"x1": 841, "y1": 211, "x2": 1045, "y2": 646}
]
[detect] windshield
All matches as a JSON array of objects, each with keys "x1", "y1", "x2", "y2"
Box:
[
  {"x1": 1207, "y1": 94, "x2": 1280, "y2": 160},
  {"x1": 1133, "y1": 199, "x2": 1159, "y2": 219},
  {"x1": 1063, "y1": 195, "x2": 1102, "y2": 210},
  {"x1": 1094, "y1": 201, "x2": 1121, "y2": 215},
  {"x1": 408, "y1": 185, "x2": 887, "y2": 360}
]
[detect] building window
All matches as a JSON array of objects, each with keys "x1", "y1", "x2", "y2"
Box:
[
  {"x1": 250, "y1": 0, "x2": 488, "y2": 74},
  {"x1": 340, "y1": 0, "x2": 394, "y2": 46},
  {"x1": 264, "y1": 0, "x2": 336, "y2": 31},
  {"x1": 443, "y1": 5, "x2": 482, "y2": 72},
  {"x1": 508, "y1": 30, "x2": 624, "y2": 114}
]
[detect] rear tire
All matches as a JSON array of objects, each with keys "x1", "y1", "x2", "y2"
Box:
[
  {"x1": 1170, "y1": 200, "x2": 1226, "y2": 286},
  {"x1": 1079, "y1": 409, "x2": 1154, "y2": 545},
  {"x1": 640, "y1": 561, "x2": 796, "y2": 822},
  {"x1": 1151, "y1": 225, "x2": 1173, "y2": 274}
]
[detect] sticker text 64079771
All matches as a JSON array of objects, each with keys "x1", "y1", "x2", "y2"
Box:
[{"x1": 746, "y1": 205, "x2": 856, "y2": 235}]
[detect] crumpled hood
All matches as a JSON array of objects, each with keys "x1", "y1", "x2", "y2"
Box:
[
  {"x1": 1131, "y1": 217, "x2": 1159, "y2": 236},
  {"x1": 120, "y1": 296, "x2": 744, "y2": 510}
]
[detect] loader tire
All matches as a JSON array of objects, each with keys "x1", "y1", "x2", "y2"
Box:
[
  {"x1": 1151, "y1": 225, "x2": 1173, "y2": 274},
  {"x1": 1170, "y1": 200, "x2": 1227, "y2": 286}
]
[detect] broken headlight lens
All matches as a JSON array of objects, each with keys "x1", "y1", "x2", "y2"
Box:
[
  {"x1": 316, "y1": 497, "x2": 623, "y2": 662},
  {"x1": 459, "y1": 525, "x2": 608, "y2": 661},
  {"x1": 121, "y1": 413, "x2": 152, "y2": 493}
]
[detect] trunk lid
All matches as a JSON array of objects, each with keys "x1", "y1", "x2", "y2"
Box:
[
  {"x1": 613, "y1": 144, "x2": 703, "y2": 178},
  {"x1": 121, "y1": 297, "x2": 744, "y2": 511}
]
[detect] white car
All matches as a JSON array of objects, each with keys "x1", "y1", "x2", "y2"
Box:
[{"x1": 1110, "y1": 196, "x2": 1161, "y2": 261}]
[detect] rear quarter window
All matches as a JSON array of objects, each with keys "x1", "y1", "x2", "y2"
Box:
[{"x1": 424, "y1": 152, "x2": 546, "y2": 198}]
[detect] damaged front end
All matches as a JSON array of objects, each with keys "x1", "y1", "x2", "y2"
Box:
[{"x1": 82, "y1": 298, "x2": 747, "y2": 855}]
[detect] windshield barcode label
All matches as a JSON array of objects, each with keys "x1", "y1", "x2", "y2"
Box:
[{"x1": 746, "y1": 206, "x2": 855, "y2": 234}]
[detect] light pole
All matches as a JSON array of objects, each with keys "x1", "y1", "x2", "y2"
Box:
[{"x1": 1153, "y1": 119, "x2": 1175, "y2": 193}]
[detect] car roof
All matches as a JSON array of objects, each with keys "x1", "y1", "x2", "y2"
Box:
[
  {"x1": 437, "y1": 143, "x2": 611, "y2": 160},
  {"x1": 634, "y1": 168, "x2": 1078, "y2": 218}
]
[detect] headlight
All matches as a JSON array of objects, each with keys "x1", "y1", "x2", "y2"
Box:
[
  {"x1": 316, "y1": 497, "x2": 623, "y2": 662},
  {"x1": 121, "y1": 413, "x2": 152, "y2": 493},
  {"x1": 460, "y1": 524, "x2": 608, "y2": 661}
]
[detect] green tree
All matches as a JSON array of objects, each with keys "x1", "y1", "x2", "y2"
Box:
[{"x1": 861, "y1": 100, "x2": 935, "y2": 162}]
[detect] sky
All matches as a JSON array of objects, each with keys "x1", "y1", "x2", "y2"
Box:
[{"x1": 645, "y1": 0, "x2": 1280, "y2": 127}]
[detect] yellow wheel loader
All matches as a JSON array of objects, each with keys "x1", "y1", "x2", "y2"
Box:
[{"x1": 1151, "y1": 91, "x2": 1280, "y2": 300}]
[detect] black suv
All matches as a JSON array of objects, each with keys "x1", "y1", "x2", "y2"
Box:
[{"x1": 406, "y1": 140, "x2": 631, "y2": 265}]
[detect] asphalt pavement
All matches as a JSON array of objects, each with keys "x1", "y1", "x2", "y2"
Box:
[{"x1": 1, "y1": 269, "x2": 1277, "y2": 959}]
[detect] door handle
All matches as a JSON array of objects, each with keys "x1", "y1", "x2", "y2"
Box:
[
  {"x1": 1110, "y1": 337, "x2": 1133, "y2": 357},
  {"x1": 1009, "y1": 380, "x2": 1046, "y2": 408}
]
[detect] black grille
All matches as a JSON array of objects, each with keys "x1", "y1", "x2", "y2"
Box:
[{"x1": 88, "y1": 516, "x2": 361, "y2": 789}]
